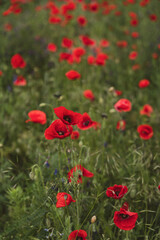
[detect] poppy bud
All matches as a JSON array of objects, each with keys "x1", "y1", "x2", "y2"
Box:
[{"x1": 91, "y1": 215, "x2": 96, "y2": 223}]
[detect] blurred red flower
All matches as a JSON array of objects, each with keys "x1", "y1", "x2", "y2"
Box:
[
  {"x1": 114, "y1": 208, "x2": 138, "y2": 230},
  {"x1": 83, "y1": 90, "x2": 95, "y2": 101},
  {"x1": 77, "y1": 16, "x2": 87, "y2": 26},
  {"x1": 14, "y1": 76, "x2": 27, "y2": 86},
  {"x1": 66, "y1": 70, "x2": 81, "y2": 80},
  {"x1": 116, "y1": 120, "x2": 126, "y2": 130},
  {"x1": 140, "y1": 104, "x2": 153, "y2": 117},
  {"x1": 68, "y1": 230, "x2": 87, "y2": 240},
  {"x1": 149, "y1": 14, "x2": 157, "y2": 21},
  {"x1": 106, "y1": 184, "x2": 128, "y2": 199},
  {"x1": 62, "y1": 38, "x2": 73, "y2": 48},
  {"x1": 114, "y1": 99, "x2": 132, "y2": 112},
  {"x1": 129, "y1": 51, "x2": 138, "y2": 60},
  {"x1": 54, "y1": 106, "x2": 82, "y2": 125},
  {"x1": 56, "y1": 192, "x2": 76, "y2": 208},
  {"x1": 71, "y1": 131, "x2": 80, "y2": 140},
  {"x1": 26, "y1": 110, "x2": 46, "y2": 125},
  {"x1": 68, "y1": 165, "x2": 94, "y2": 183},
  {"x1": 139, "y1": 79, "x2": 150, "y2": 88},
  {"x1": 11, "y1": 54, "x2": 26, "y2": 68},
  {"x1": 44, "y1": 119, "x2": 73, "y2": 140},
  {"x1": 47, "y1": 43, "x2": 57, "y2": 52}
]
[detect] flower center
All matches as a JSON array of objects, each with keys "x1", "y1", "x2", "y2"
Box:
[
  {"x1": 83, "y1": 120, "x2": 90, "y2": 126},
  {"x1": 57, "y1": 131, "x2": 64, "y2": 135},
  {"x1": 64, "y1": 115, "x2": 71, "y2": 123},
  {"x1": 120, "y1": 214, "x2": 129, "y2": 219},
  {"x1": 76, "y1": 238, "x2": 83, "y2": 240},
  {"x1": 115, "y1": 191, "x2": 120, "y2": 196}
]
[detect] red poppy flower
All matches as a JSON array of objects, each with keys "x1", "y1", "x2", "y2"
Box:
[
  {"x1": 149, "y1": 14, "x2": 157, "y2": 21},
  {"x1": 62, "y1": 38, "x2": 73, "y2": 48},
  {"x1": 137, "y1": 124, "x2": 153, "y2": 140},
  {"x1": 0, "y1": 70, "x2": 3, "y2": 76},
  {"x1": 4, "y1": 23, "x2": 13, "y2": 31},
  {"x1": 65, "y1": 70, "x2": 81, "y2": 80},
  {"x1": 80, "y1": 35, "x2": 95, "y2": 46},
  {"x1": 87, "y1": 56, "x2": 95, "y2": 65},
  {"x1": 131, "y1": 32, "x2": 139, "y2": 38},
  {"x1": 77, "y1": 113, "x2": 96, "y2": 130},
  {"x1": 158, "y1": 185, "x2": 160, "y2": 191},
  {"x1": 138, "y1": 79, "x2": 150, "y2": 88},
  {"x1": 115, "y1": 90, "x2": 122, "y2": 96},
  {"x1": 47, "y1": 43, "x2": 57, "y2": 52},
  {"x1": 100, "y1": 39, "x2": 110, "y2": 48},
  {"x1": 116, "y1": 120, "x2": 126, "y2": 131},
  {"x1": 129, "y1": 51, "x2": 138, "y2": 60},
  {"x1": 140, "y1": 104, "x2": 153, "y2": 117},
  {"x1": 71, "y1": 131, "x2": 80, "y2": 140},
  {"x1": 26, "y1": 110, "x2": 47, "y2": 125},
  {"x1": 11, "y1": 54, "x2": 26, "y2": 69},
  {"x1": 152, "y1": 53, "x2": 158, "y2": 59},
  {"x1": 117, "y1": 41, "x2": 128, "y2": 48},
  {"x1": 130, "y1": 18, "x2": 139, "y2": 26},
  {"x1": 106, "y1": 184, "x2": 128, "y2": 199},
  {"x1": 44, "y1": 119, "x2": 73, "y2": 140},
  {"x1": 114, "y1": 208, "x2": 138, "y2": 230},
  {"x1": 89, "y1": 2, "x2": 99, "y2": 12},
  {"x1": 83, "y1": 90, "x2": 95, "y2": 101},
  {"x1": 56, "y1": 192, "x2": 76, "y2": 208},
  {"x1": 114, "y1": 99, "x2": 132, "y2": 112},
  {"x1": 68, "y1": 165, "x2": 94, "y2": 183},
  {"x1": 77, "y1": 16, "x2": 87, "y2": 26},
  {"x1": 13, "y1": 75, "x2": 27, "y2": 86},
  {"x1": 49, "y1": 16, "x2": 61, "y2": 24},
  {"x1": 54, "y1": 106, "x2": 82, "y2": 125},
  {"x1": 73, "y1": 47, "x2": 86, "y2": 58},
  {"x1": 132, "y1": 64, "x2": 140, "y2": 70},
  {"x1": 68, "y1": 230, "x2": 87, "y2": 240}
]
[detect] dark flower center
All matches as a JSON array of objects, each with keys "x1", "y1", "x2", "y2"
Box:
[
  {"x1": 83, "y1": 120, "x2": 90, "y2": 126},
  {"x1": 64, "y1": 115, "x2": 71, "y2": 123},
  {"x1": 57, "y1": 131, "x2": 64, "y2": 135},
  {"x1": 76, "y1": 237, "x2": 83, "y2": 240},
  {"x1": 120, "y1": 214, "x2": 129, "y2": 219},
  {"x1": 115, "y1": 191, "x2": 120, "y2": 196}
]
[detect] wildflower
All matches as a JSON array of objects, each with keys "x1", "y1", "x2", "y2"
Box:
[
  {"x1": 114, "y1": 208, "x2": 138, "y2": 230},
  {"x1": 83, "y1": 90, "x2": 95, "y2": 101},
  {"x1": 139, "y1": 79, "x2": 150, "y2": 88},
  {"x1": 26, "y1": 110, "x2": 46, "y2": 124},
  {"x1": 13, "y1": 75, "x2": 27, "y2": 86},
  {"x1": 65, "y1": 70, "x2": 81, "y2": 80},
  {"x1": 68, "y1": 165, "x2": 94, "y2": 183},
  {"x1": 137, "y1": 124, "x2": 153, "y2": 140},
  {"x1": 140, "y1": 104, "x2": 153, "y2": 117},
  {"x1": 54, "y1": 106, "x2": 82, "y2": 125},
  {"x1": 71, "y1": 131, "x2": 80, "y2": 140},
  {"x1": 11, "y1": 54, "x2": 26, "y2": 68},
  {"x1": 68, "y1": 230, "x2": 87, "y2": 240},
  {"x1": 114, "y1": 99, "x2": 132, "y2": 112},
  {"x1": 44, "y1": 119, "x2": 73, "y2": 140},
  {"x1": 47, "y1": 43, "x2": 57, "y2": 52},
  {"x1": 106, "y1": 184, "x2": 128, "y2": 199},
  {"x1": 56, "y1": 192, "x2": 76, "y2": 208},
  {"x1": 116, "y1": 120, "x2": 126, "y2": 131},
  {"x1": 77, "y1": 113, "x2": 96, "y2": 130}
]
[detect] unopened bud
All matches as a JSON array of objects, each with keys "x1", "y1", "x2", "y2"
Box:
[
  {"x1": 91, "y1": 215, "x2": 96, "y2": 223},
  {"x1": 108, "y1": 87, "x2": 115, "y2": 92}
]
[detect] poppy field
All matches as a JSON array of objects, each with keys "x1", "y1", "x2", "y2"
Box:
[{"x1": 1, "y1": 0, "x2": 160, "y2": 239}]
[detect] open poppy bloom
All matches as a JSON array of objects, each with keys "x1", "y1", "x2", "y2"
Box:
[
  {"x1": 83, "y1": 90, "x2": 95, "y2": 101},
  {"x1": 56, "y1": 192, "x2": 76, "y2": 208},
  {"x1": 77, "y1": 112, "x2": 96, "y2": 130},
  {"x1": 54, "y1": 106, "x2": 82, "y2": 125},
  {"x1": 65, "y1": 70, "x2": 81, "y2": 80},
  {"x1": 140, "y1": 104, "x2": 153, "y2": 117},
  {"x1": 137, "y1": 124, "x2": 153, "y2": 140},
  {"x1": 26, "y1": 110, "x2": 46, "y2": 124},
  {"x1": 114, "y1": 208, "x2": 138, "y2": 230},
  {"x1": 11, "y1": 54, "x2": 26, "y2": 68},
  {"x1": 44, "y1": 119, "x2": 73, "y2": 140},
  {"x1": 68, "y1": 230, "x2": 87, "y2": 240},
  {"x1": 13, "y1": 75, "x2": 27, "y2": 86},
  {"x1": 106, "y1": 184, "x2": 128, "y2": 199},
  {"x1": 139, "y1": 79, "x2": 150, "y2": 88},
  {"x1": 68, "y1": 165, "x2": 94, "y2": 183},
  {"x1": 114, "y1": 99, "x2": 132, "y2": 112}
]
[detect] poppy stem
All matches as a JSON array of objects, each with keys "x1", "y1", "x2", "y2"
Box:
[{"x1": 126, "y1": 231, "x2": 129, "y2": 239}]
